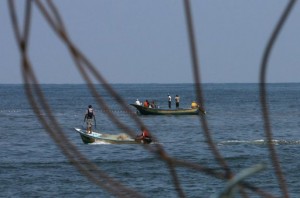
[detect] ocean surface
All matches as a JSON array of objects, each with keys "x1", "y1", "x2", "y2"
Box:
[{"x1": 1, "y1": 83, "x2": 300, "y2": 197}]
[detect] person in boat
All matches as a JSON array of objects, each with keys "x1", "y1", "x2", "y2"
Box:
[
  {"x1": 168, "y1": 94, "x2": 172, "y2": 109},
  {"x1": 135, "y1": 99, "x2": 142, "y2": 106},
  {"x1": 150, "y1": 100, "x2": 156, "y2": 108},
  {"x1": 84, "y1": 105, "x2": 96, "y2": 134},
  {"x1": 175, "y1": 95, "x2": 180, "y2": 108},
  {"x1": 135, "y1": 126, "x2": 152, "y2": 144},
  {"x1": 143, "y1": 100, "x2": 149, "y2": 108}
]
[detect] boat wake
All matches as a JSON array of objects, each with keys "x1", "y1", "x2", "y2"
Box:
[
  {"x1": 218, "y1": 139, "x2": 300, "y2": 146},
  {"x1": 87, "y1": 140, "x2": 160, "y2": 145}
]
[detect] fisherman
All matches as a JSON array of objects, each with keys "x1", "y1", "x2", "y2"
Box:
[
  {"x1": 144, "y1": 100, "x2": 149, "y2": 108},
  {"x1": 84, "y1": 105, "x2": 96, "y2": 134},
  {"x1": 135, "y1": 99, "x2": 142, "y2": 106},
  {"x1": 150, "y1": 100, "x2": 156, "y2": 108},
  {"x1": 168, "y1": 94, "x2": 172, "y2": 109},
  {"x1": 135, "y1": 126, "x2": 152, "y2": 144},
  {"x1": 175, "y1": 95, "x2": 180, "y2": 108}
]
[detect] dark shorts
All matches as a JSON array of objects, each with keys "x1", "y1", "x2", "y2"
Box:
[{"x1": 86, "y1": 118, "x2": 93, "y2": 127}]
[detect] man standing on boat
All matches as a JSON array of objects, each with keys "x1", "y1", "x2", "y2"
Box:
[
  {"x1": 175, "y1": 95, "x2": 180, "y2": 108},
  {"x1": 168, "y1": 94, "x2": 172, "y2": 109},
  {"x1": 84, "y1": 105, "x2": 96, "y2": 134}
]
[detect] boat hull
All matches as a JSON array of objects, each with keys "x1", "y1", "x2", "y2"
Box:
[
  {"x1": 74, "y1": 128, "x2": 145, "y2": 144},
  {"x1": 130, "y1": 104, "x2": 205, "y2": 115},
  {"x1": 80, "y1": 133, "x2": 95, "y2": 144}
]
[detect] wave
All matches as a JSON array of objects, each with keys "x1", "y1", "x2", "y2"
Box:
[{"x1": 218, "y1": 139, "x2": 300, "y2": 145}]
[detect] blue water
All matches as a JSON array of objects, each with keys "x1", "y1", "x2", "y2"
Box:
[{"x1": 1, "y1": 83, "x2": 300, "y2": 197}]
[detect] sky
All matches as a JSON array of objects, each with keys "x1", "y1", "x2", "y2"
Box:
[{"x1": 1, "y1": 0, "x2": 300, "y2": 84}]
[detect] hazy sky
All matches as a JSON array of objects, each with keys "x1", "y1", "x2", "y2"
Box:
[{"x1": 1, "y1": 1, "x2": 300, "y2": 84}]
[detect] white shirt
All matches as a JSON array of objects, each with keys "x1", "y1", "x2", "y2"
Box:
[{"x1": 135, "y1": 99, "x2": 142, "y2": 105}]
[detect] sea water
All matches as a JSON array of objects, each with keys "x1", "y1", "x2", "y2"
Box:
[{"x1": 0, "y1": 83, "x2": 300, "y2": 197}]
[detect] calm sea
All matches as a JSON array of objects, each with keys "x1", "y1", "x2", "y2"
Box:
[{"x1": 0, "y1": 83, "x2": 299, "y2": 197}]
